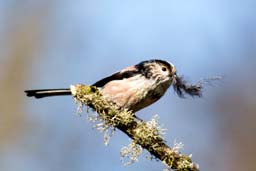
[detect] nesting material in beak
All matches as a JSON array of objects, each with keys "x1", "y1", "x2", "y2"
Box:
[
  {"x1": 173, "y1": 76, "x2": 202, "y2": 98},
  {"x1": 172, "y1": 75, "x2": 222, "y2": 98}
]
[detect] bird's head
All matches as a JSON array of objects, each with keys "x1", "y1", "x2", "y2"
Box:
[{"x1": 137, "y1": 59, "x2": 202, "y2": 98}]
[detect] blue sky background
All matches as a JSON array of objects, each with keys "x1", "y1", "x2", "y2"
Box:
[{"x1": 0, "y1": 0, "x2": 256, "y2": 171}]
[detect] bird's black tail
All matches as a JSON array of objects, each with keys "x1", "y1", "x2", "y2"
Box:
[{"x1": 25, "y1": 89, "x2": 71, "y2": 98}]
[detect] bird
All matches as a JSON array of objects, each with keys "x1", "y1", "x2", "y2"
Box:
[{"x1": 25, "y1": 59, "x2": 202, "y2": 113}]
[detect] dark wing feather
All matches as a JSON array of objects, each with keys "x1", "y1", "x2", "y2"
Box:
[{"x1": 92, "y1": 66, "x2": 139, "y2": 87}]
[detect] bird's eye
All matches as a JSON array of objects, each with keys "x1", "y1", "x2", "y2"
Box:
[{"x1": 162, "y1": 67, "x2": 167, "y2": 72}]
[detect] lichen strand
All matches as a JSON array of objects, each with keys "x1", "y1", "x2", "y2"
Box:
[
  {"x1": 71, "y1": 84, "x2": 199, "y2": 171},
  {"x1": 120, "y1": 141, "x2": 143, "y2": 166}
]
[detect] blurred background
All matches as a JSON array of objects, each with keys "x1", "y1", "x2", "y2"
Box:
[{"x1": 0, "y1": 0, "x2": 255, "y2": 171}]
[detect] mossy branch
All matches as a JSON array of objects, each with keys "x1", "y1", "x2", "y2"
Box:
[{"x1": 70, "y1": 84, "x2": 199, "y2": 171}]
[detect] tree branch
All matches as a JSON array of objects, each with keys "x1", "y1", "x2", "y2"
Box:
[{"x1": 70, "y1": 84, "x2": 199, "y2": 171}]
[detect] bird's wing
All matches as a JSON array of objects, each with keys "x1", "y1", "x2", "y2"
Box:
[{"x1": 92, "y1": 65, "x2": 139, "y2": 87}]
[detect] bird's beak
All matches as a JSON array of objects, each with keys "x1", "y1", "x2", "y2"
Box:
[
  {"x1": 169, "y1": 66, "x2": 177, "y2": 79},
  {"x1": 171, "y1": 74, "x2": 177, "y2": 84}
]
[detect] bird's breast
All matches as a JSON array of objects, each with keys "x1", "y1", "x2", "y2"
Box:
[{"x1": 100, "y1": 76, "x2": 170, "y2": 112}]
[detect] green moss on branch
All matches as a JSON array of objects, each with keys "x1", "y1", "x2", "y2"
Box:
[{"x1": 70, "y1": 84, "x2": 199, "y2": 171}]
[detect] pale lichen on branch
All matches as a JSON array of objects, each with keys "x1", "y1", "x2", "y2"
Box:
[{"x1": 70, "y1": 84, "x2": 199, "y2": 171}]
